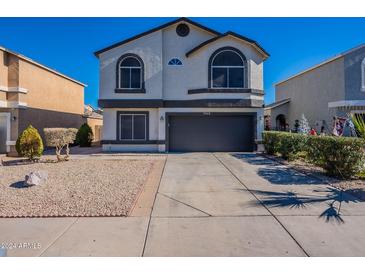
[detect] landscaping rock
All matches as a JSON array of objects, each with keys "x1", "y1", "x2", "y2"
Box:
[{"x1": 24, "y1": 171, "x2": 48, "y2": 186}]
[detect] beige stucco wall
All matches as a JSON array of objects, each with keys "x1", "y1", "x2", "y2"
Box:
[
  {"x1": 99, "y1": 21, "x2": 266, "y2": 152},
  {"x1": 265, "y1": 103, "x2": 289, "y2": 130},
  {"x1": 164, "y1": 35, "x2": 264, "y2": 99},
  {"x1": 0, "y1": 50, "x2": 8, "y2": 87},
  {"x1": 86, "y1": 116, "x2": 103, "y2": 142},
  {"x1": 98, "y1": 22, "x2": 265, "y2": 102},
  {"x1": 0, "y1": 49, "x2": 86, "y2": 155},
  {"x1": 0, "y1": 92, "x2": 6, "y2": 102},
  {"x1": 99, "y1": 30, "x2": 163, "y2": 100},
  {"x1": 18, "y1": 59, "x2": 84, "y2": 114},
  {"x1": 275, "y1": 57, "x2": 345, "y2": 128}
]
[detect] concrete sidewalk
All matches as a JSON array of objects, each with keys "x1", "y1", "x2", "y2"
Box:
[{"x1": 1, "y1": 153, "x2": 365, "y2": 256}]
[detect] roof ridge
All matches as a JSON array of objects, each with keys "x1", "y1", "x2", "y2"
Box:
[
  {"x1": 94, "y1": 17, "x2": 221, "y2": 56},
  {"x1": 0, "y1": 45, "x2": 86, "y2": 87},
  {"x1": 185, "y1": 31, "x2": 269, "y2": 59},
  {"x1": 275, "y1": 43, "x2": 365, "y2": 86}
]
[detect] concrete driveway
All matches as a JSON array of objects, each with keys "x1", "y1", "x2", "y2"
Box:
[{"x1": 2, "y1": 153, "x2": 365, "y2": 256}]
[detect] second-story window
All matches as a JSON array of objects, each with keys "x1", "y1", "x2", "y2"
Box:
[
  {"x1": 210, "y1": 47, "x2": 247, "y2": 89},
  {"x1": 117, "y1": 54, "x2": 143, "y2": 90}
]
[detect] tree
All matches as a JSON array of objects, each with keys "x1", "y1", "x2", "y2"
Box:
[
  {"x1": 16, "y1": 125, "x2": 44, "y2": 161},
  {"x1": 76, "y1": 123, "x2": 93, "y2": 147},
  {"x1": 298, "y1": 114, "x2": 310, "y2": 134},
  {"x1": 43, "y1": 128, "x2": 77, "y2": 162}
]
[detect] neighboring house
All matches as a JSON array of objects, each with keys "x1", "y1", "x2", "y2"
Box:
[
  {"x1": 265, "y1": 43, "x2": 365, "y2": 132},
  {"x1": 0, "y1": 46, "x2": 86, "y2": 155},
  {"x1": 95, "y1": 17, "x2": 269, "y2": 152},
  {"x1": 83, "y1": 104, "x2": 103, "y2": 144}
]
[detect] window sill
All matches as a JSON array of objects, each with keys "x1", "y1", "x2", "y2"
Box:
[
  {"x1": 115, "y1": 88, "x2": 146, "y2": 94},
  {"x1": 188, "y1": 88, "x2": 264, "y2": 95}
]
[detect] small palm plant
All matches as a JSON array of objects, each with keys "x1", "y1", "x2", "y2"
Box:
[{"x1": 351, "y1": 114, "x2": 365, "y2": 139}]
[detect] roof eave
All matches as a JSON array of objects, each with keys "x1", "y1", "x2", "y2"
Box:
[
  {"x1": 94, "y1": 17, "x2": 221, "y2": 57},
  {"x1": 185, "y1": 32, "x2": 269, "y2": 60},
  {"x1": 275, "y1": 43, "x2": 365, "y2": 86},
  {"x1": 264, "y1": 98, "x2": 291, "y2": 110},
  {"x1": 0, "y1": 46, "x2": 87, "y2": 87}
]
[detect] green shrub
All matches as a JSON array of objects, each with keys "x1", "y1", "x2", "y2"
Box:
[
  {"x1": 262, "y1": 131, "x2": 282, "y2": 155},
  {"x1": 279, "y1": 132, "x2": 308, "y2": 161},
  {"x1": 44, "y1": 128, "x2": 78, "y2": 162},
  {"x1": 263, "y1": 131, "x2": 307, "y2": 160},
  {"x1": 306, "y1": 136, "x2": 365, "y2": 178},
  {"x1": 76, "y1": 123, "x2": 93, "y2": 147},
  {"x1": 351, "y1": 113, "x2": 365, "y2": 138},
  {"x1": 263, "y1": 131, "x2": 365, "y2": 178},
  {"x1": 15, "y1": 125, "x2": 44, "y2": 160}
]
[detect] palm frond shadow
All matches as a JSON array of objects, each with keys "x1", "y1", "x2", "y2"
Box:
[
  {"x1": 249, "y1": 187, "x2": 361, "y2": 224},
  {"x1": 232, "y1": 153, "x2": 324, "y2": 185}
]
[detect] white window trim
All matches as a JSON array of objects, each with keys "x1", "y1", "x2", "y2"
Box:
[
  {"x1": 119, "y1": 114, "x2": 147, "y2": 141},
  {"x1": 210, "y1": 49, "x2": 246, "y2": 89},
  {"x1": 118, "y1": 57, "x2": 142, "y2": 90},
  {"x1": 361, "y1": 58, "x2": 365, "y2": 92}
]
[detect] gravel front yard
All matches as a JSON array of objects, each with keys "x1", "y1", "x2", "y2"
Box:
[{"x1": 0, "y1": 158, "x2": 156, "y2": 217}]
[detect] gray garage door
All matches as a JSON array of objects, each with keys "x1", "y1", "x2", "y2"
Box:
[{"x1": 167, "y1": 114, "x2": 255, "y2": 152}]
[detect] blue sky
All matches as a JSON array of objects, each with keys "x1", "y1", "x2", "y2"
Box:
[{"x1": 0, "y1": 17, "x2": 364, "y2": 107}]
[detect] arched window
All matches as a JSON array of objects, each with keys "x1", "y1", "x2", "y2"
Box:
[
  {"x1": 209, "y1": 47, "x2": 247, "y2": 89},
  {"x1": 168, "y1": 58, "x2": 183, "y2": 66},
  {"x1": 362, "y1": 58, "x2": 365, "y2": 91},
  {"x1": 117, "y1": 54, "x2": 144, "y2": 90}
]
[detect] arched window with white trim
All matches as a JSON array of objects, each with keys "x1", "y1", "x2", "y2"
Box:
[
  {"x1": 209, "y1": 47, "x2": 247, "y2": 89},
  {"x1": 362, "y1": 57, "x2": 365, "y2": 91},
  {"x1": 116, "y1": 54, "x2": 144, "y2": 90}
]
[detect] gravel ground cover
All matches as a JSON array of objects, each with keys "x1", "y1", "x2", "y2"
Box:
[{"x1": 0, "y1": 158, "x2": 155, "y2": 217}]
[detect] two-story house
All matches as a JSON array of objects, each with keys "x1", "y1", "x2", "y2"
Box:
[
  {"x1": 95, "y1": 18, "x2": 269, "y2": 152},
  {"x1": 0, "y1": 46, "x2": 86, "y2": 155},
  {"x1": 265, "y1": 43, "x2": 365, "y2": 132}
]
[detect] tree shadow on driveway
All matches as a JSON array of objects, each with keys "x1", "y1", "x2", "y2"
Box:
[
  {"x1": 248, "y1": 187, "x2": 363, "y2": 224},
  {"x1": 232, "y1": 153, "x2": 327, "y2": 185},
  {"x1": 231, "y1": 153, "x2": 364, "y2": 224},
  {"x1": 233, "y1": 153, "x2": 277, "y2": 166}
]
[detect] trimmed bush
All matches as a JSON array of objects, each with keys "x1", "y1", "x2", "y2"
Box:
[
  {"x1": 76, "y1": 123, "x2": 93, "y2": 147},
  {"x1": 262, "y1": 131, "x2": 307, "y2": 160},
  {"x1": 263, "y1": 131, "x2": 365, "y2": 178},
  {"x1": 262, "y1": 131, "x2": 282, "y2": 155},
  {"x1": 306, "y1": 136, "x2": 365, "y2": 179},
  {"x1": 279, "y1": 132, "x2": 308, "y2": 161},
  {"x1": 16, "y1": 125, "x2": 44, "y2": 160},
  {"x1": 44, "y1": 128, "x2": 77, "y2": 161}
]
